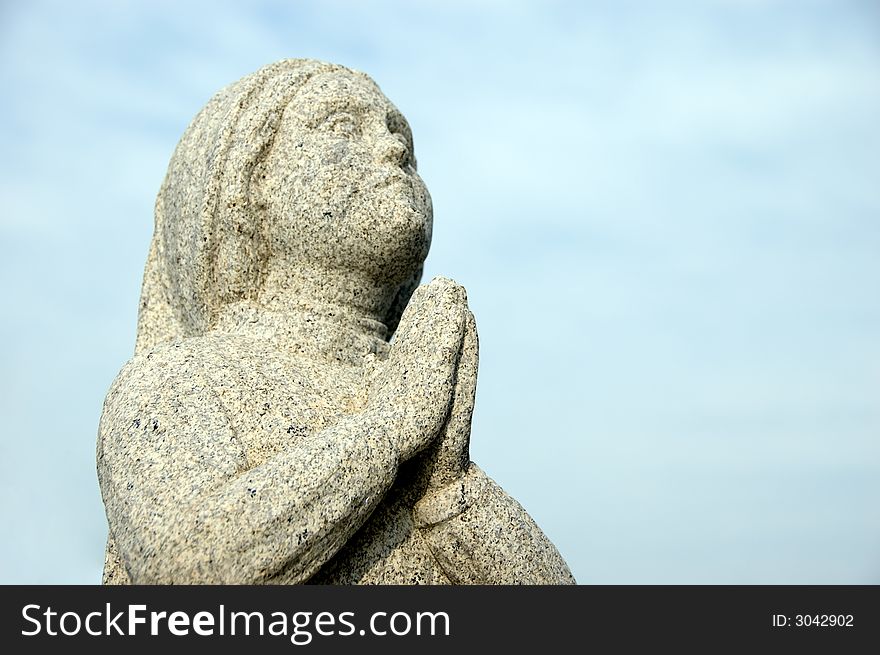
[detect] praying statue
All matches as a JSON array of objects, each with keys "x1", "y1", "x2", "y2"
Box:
[{"x1": 97, "y1": 59, "x2": 575, "y2": 584}]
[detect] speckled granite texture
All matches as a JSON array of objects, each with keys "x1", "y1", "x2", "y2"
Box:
[{"x1": 97, "y1": 59, "x2": 575, "y2": 585}]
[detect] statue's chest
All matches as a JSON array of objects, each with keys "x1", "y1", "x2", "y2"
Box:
[
  {"x1": 186, "y1": 343, "x2": 449, "y2": 585},
  {"x1": 203, "y1": 351, "x2": 367, "y2": 467}
]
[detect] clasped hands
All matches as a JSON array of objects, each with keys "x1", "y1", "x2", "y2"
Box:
[{"x1": 366, "y1": 277, "x2": 478, "y2": 495}]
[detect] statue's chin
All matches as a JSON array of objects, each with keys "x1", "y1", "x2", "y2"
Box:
[{"x1": 339, "y1": 207, "x2": 429, "y2": 286}]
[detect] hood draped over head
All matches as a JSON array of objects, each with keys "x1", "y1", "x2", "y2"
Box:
[{"x1": 135, "y1": 58, "x2": 423, "y2": 355}]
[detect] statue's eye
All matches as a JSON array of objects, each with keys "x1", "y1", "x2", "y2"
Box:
[
  {"x1": 325, "y1": 113, "x2": 358, "y2": 137},
  {"x1": 385, "y1": 113, "x2": 415, "y2": 169},
  {"x1": 387, "y1": 131, "x2": 414, "y2": 169},
  {"x1": 394, "y1": 134, "x2": 415, "y2": 169}
]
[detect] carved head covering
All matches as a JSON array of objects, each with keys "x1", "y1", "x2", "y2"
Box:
[{"x1": 135, "y1": 59, "x2": 423, "y2": 354}]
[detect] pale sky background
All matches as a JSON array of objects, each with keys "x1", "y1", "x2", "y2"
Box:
[{"x1": 1, "y1": 0, "x2": 878, "y2": 584}]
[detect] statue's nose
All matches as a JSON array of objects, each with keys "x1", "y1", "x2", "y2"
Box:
[{"x1": 376, "y1": 130, "x2": 408, "y2": 167}]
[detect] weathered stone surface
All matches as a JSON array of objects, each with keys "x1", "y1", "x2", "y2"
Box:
[{"x1": 97, "y1": 59, "x2": 575, "y2": 584}]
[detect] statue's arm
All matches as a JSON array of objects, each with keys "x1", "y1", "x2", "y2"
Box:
[
  {"x1": 97, "y1": 278, "x2": 467, "y2": 585},
  {"x1": 414, "y1": 464, "x2": 575, "y2": 584},
  {"x1": 97, "y1": 359, "x2": 399, "y2": 585}
]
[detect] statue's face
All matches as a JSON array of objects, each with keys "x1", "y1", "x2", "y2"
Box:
[{"x1": 256, "y1": 69, "x2": 432, "y2": 286}]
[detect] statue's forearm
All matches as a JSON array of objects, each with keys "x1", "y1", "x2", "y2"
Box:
[
  {"x1": 414, "y1": 463, "x2": 576, "y2": 584},
  {"x1": 184, "y1": 416, "x2": 399, "y2": 584},
  {"x1": 100, "y1": 394, "x2": 399, "y2": 584}
]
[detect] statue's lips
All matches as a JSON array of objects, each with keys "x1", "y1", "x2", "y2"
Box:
[{"x1": 371, "y1": 170, "x2": 412, "y2": 190}]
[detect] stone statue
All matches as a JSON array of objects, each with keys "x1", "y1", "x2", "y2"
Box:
[{"x1": 97, "y1": 59, "x2": 575, "y2": 584}]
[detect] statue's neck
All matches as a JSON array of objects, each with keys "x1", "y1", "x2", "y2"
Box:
[{"x1": 212, "y1": 265, "x2": 397, "y2": 366}]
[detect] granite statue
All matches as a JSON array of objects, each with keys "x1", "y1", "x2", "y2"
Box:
[{"x1": 96, "y1": 59, "x2": 575, "y2": 584}]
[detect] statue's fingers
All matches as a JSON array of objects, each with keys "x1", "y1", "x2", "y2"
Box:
[
  {"x1": 438, "y1": 309, "x2": 478, "y2": 470},
  {"x1": 388, "y1": 281, "x2": 431, "y2": 349},
  {"x1": 391, "y1": 277, "x2": 464, "y2": 360},
  {"x1": 457, "y1": 310, "x2": 479, "y2": 422},
  {"x1": 381, "y1": 283, "x2": 466, "y2": 461}
]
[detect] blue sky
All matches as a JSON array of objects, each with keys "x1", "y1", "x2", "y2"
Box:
[{"x1": 1, "y1": 0, "x2": 878, "y2": 583}]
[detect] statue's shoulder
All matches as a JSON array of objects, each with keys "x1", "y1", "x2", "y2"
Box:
[
  {"x1": 98, "y1": 333, "x2": 346, "y2": 458},
  {"x1": 109, "y1": 333, "x2": 278, "y2": 391},
  {"x1": 106, "y1": 337, "x2": 224, "y2": 395},
  {"x1": 99, "y1": 335, "x2": 257, "y2": 433},
  {"x1": 100, "y1": 334, "x2": 317, "y2": 430},
  {"x1": 97, "y1": 336, "x2": 252, "y2": 481}
]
